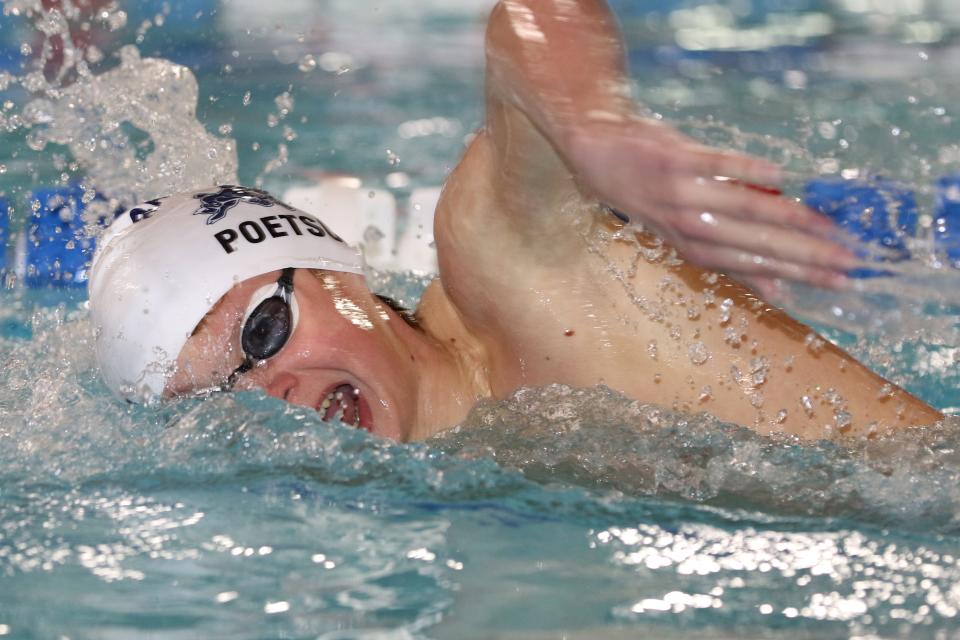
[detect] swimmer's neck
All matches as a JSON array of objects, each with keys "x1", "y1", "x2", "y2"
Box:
[{"x1": 405, "y1": 279, "x2": 494, "y2": 440}]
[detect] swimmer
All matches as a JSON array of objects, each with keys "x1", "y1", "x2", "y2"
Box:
[{"x1": 89, "y1": 0, "x2": 941, "y2": 441}]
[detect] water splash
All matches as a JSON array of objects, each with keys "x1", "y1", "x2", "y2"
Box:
[
  {"x1": 21, "y1": 46, "x2": 236, "y2": 212},
  {"x1": 2, "y1": 1, "x2": 237, "y2": 218},
  {"x1": 436, "y1": 384, "x2": 960, "y2": 532}
]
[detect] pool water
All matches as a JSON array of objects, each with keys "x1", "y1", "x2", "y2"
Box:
[{"x1": 4, "y1": 1, "x2": 960, "y2": 638}]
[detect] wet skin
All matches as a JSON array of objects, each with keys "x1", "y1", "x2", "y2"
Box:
[
  {"x1": 169, "y1": 0, "x2": 942, "y2": 441},
  {"x1": 167, "y1": 269, "x2": 489, "y2": 441}
]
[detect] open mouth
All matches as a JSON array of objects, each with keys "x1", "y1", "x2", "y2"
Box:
[{"x1": 318, "y1": 383, "x2": 374, "y2": 432}]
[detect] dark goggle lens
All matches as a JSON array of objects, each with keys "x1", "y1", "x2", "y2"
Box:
[{"x1": 241, "y1": 297, "x2": 292, "y2": 360}]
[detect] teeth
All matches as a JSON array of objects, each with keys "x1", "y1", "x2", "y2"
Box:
[{"x1": 318, "y1": 385, "x2": 363, "y2": 428}]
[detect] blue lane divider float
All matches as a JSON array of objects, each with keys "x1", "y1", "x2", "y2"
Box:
[
  {"x1": 804, "y1": 177, "x2": 918, "y2": 278},
  {"x1": 23, "y1": 185, "x2": 103, "y2": 288}
]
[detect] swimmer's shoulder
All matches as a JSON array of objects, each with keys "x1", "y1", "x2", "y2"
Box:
[
  {"x1": 433, "y1": 131, "x2": 606, "y2": 338},
  {"x1": 436, "y1": 130, "x2": 603, "y2": 272}
]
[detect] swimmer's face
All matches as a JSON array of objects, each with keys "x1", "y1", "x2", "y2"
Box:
[{"x1": 166, "y1": 269, "x2": 422, "y2": 440}]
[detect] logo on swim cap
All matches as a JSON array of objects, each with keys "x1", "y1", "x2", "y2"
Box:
[
  {"x1": 125, "y1": 197, "x2": 167, "y2": 223},
  {"x1": 193, "y1": 185, "x2": 295, "y2": 225}
]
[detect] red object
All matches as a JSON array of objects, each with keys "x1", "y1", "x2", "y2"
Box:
[{"x1": 729, "y1": 179, "x2": 783, "y2": 196}]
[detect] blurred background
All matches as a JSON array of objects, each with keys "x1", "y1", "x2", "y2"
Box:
[{"x1": 2, "y1": 0, "x2": 960, "y2": 192}]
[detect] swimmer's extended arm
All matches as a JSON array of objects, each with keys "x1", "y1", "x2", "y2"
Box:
[{"x1": 483, "y1": 0, "x2": 856, "y2": 291}]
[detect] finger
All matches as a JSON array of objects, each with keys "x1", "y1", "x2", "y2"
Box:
[
  {"x1": 666, "y1": 177, "x2": 838, "y2": 237},
  {"x1": 677, "y1": 241, "x2": 851, "y2": 290},
  {"x1": 670, "y1": 209, "x2": 857, "y2": 272},
  {"x1": 739, "y1": 276, "x2": 786, "y2": 301},
  {"x1": 675, "y1": 144, "x2": 783, "y2": 187}
]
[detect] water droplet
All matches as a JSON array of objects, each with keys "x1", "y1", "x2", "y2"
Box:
[
  {"x1": 817, "y1": 121, "x2": 836, "y2": 140},
  {"x1": 86, "y1": 45, "x2": 104, "y2": 64},
  {"x1": 107, "y1": 9, "x2": 128, "y2": 30},
  {"x1": 800, "y1": 395, "x2": 815, "y2": 417},
  {"x1": 719, "y1": 298, "x2": 733, "y2": 324},
  {"x1": 749, "y1": 356, "x2": 770, "y2": 387},
  {"x1": 834, "y1": 410, "x2": 852, "y2": 431},
  {"x1": 298, "y1": 54, "x2": 317, "y2": 72},
  {"x1": 823, "y1": 388, "x2": 843, "y2": 407},
  {"x1": 775, "y1": 409, "x2": 788, "y2": 424},
  {"x1": 363, "y1": 225, "x2": 385, "y2": 243},
  {"x1": 688, "y1": 341, "x2": 709, "y2": 366},
  {"x1": 723, "y1": 326, "x2": 741, "y2": 346},
  {"x1": 804, "y1": 333, "x2": 825, "y2": 354}
]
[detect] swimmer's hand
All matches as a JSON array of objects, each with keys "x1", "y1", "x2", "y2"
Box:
[
  {"x1": 484, "y1": 0, "x2": 854, "y2": 296},
  {"x1": 561, "y1": 119, "x2": 855, "y2": 294}
]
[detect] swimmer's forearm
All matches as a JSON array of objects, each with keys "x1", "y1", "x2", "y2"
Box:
[{"x1": 485, "y1": 0, "x2": 634, "y2": 143}]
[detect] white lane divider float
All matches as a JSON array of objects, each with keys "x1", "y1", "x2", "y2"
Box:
[{"x1": 282, "y1": 177, "x2": 441, "y2": 275}]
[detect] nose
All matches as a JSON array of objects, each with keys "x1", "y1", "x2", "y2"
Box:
[{"x1": 258, "y1": 369, "x2": 299, "y2": 403}]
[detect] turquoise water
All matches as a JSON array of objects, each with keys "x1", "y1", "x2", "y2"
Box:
[{"x1": 4, "y1": 2, "x2": 960, "y2": 638}]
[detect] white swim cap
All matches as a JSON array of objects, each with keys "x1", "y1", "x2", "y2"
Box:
[{"x1": 89, "y1": 185, "x2": 365, "y2": 402}]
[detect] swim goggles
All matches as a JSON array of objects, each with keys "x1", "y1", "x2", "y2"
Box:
[{"x1": 224, "y1": 267, "x2": 297, "y2": 389}]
